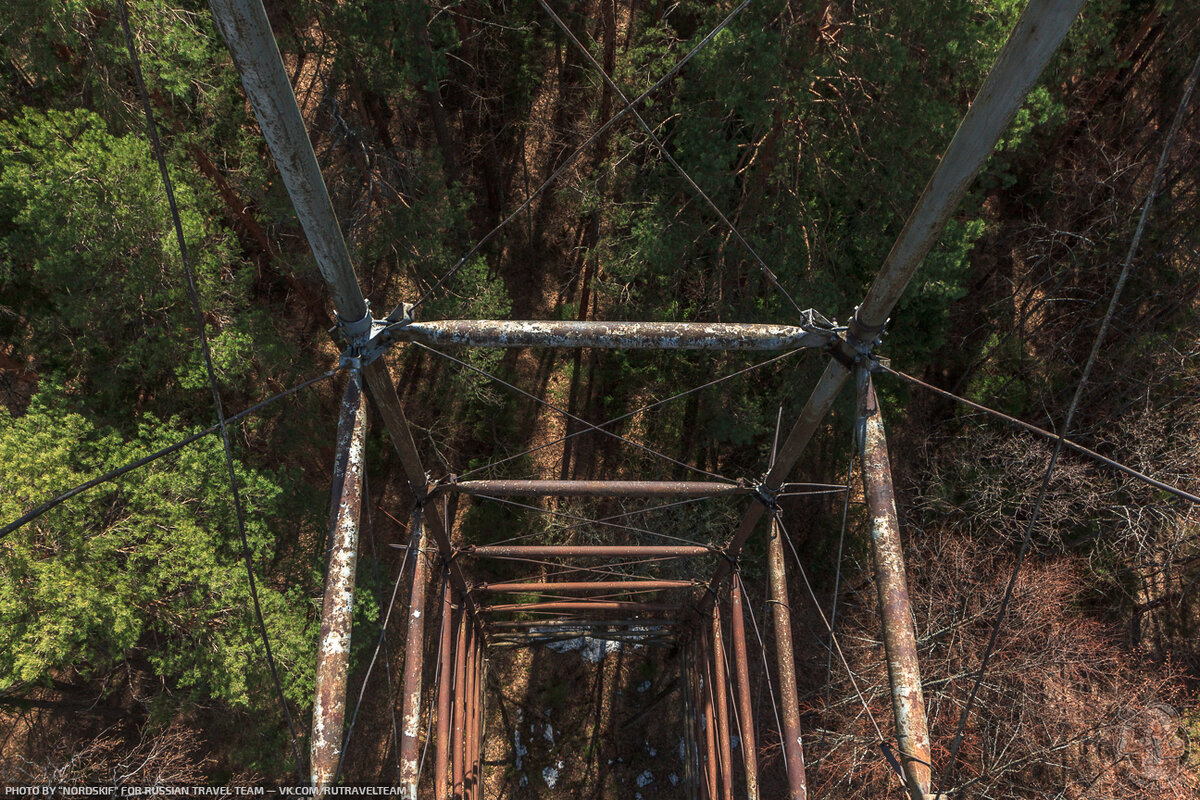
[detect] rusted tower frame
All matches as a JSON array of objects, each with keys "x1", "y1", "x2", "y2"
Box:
[
  {"x1": 438, "y1": 479, "x2": 746, "y2": 498},
  {"x1": 310, "y1": 372, "x2": 368, "y2": 792},
  {"x1": 435, "y1": 578, "x2": 455, "y2": 800},
  {"x1": 730, "y1": 573, "x2": 760, "y2": 799},
  {"x1": 767, "y1": 516, "x2": 809, "y2": 799},
  {"x1": 860, "y1": 374, "x2": 932, "y2": 799},
  {"x1": 711, "y1": 605, "x2": 734, "y2": 800}
]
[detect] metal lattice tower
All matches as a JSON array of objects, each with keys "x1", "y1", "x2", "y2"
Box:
[{"x1": 202, "y1": 0, "x2": 1090, "y2": 797}]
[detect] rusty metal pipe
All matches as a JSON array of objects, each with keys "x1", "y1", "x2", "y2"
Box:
[
  {"x1": 435, "y1": 578, "x2": 455, "y2": 800},
  {"x1": 768, "y1": 517, "x2": 808, "y2": 799},
  {"x1": 389, "y1": 319, "x2": 832, "y2": 351},
  {"x1": 860, "y1": 376, "x2": 931, "y2": 799},
  {"x1": 711, "y1": 607, "x2": 734, "y2": 800},
  {"x1": 476, "y1": 580, "x2": 695, "y2": 593},
  {"x1": 466, "y1": 544, "x2": 710, "y2": 558},
  {"x1": 487, "y1": 618, "x2": 680, "y2": 630},
  {"x1": 483, "y1": 602, "x2": 679, "y2": 613},
  {"x1": 310, "y1": 373, "x2": 367, "y2": 795},
  {"x1": 441, "y1": 479, "x2": 746, "y2": 498},
  {"x1": 451, "y1": 611, "x2": 467, "y2": 799},
  {"x1": 464, "y1": 626, "x2": 478, "y2": 800},
  {"x1": 730, "y1": 574, "x2": 759, "y2": 800},
  {"x1": 399, "y1": 508, "x2": 431, "y2": 798},
  {"x1": 700, "y1": 631, "x2": 720, "y2": 800}
]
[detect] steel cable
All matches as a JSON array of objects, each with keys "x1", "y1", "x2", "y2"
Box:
[
  {"x1": 415, "y1": 342, "x2": 733, "y2": 481},
  {"x1": 457, "y1": 349, "x2": 804, "y2": 481},
  {"x1": 537, "y1": 0, "x2": 811, "y2": 320},
  {"x1": 118, "y1": 1, "x2": 304, "y2": 770},
  {"x1": 935, "y1": 47, "x2": 1200, "y2": 796},
  {"x1": 395, "y1": 0, "x2": 751, "y2": 316},
  {"x1": 1, "y1": 368, "x2": 341, "y2": 539}
]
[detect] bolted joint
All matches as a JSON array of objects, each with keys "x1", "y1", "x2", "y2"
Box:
[
  {"x1": 750, "y1": 481, "x2": 779, "y2": 512},
  {"x1": 337, "y1": 300, "x2": 412, "y2": 369}
]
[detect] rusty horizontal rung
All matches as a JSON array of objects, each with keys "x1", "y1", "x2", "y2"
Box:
[
  {"x1": 475, "y1": 580, "x2": 696, "y2": 593},
  {"x1": 464, "y1": 544, "x2": 711, "y2": 559},
  {"x1": 389, "y1": 319, "x2": 832, "y2": 351},
  {"x1": 487, "y1": 618, "x2": 680, "y2": 630},
  {"x1": 482, "y1": 601, "x2": 680, "y2": 613},
  {"x1": 440, "y1": 479, "x2": 746, "y2": 498}
]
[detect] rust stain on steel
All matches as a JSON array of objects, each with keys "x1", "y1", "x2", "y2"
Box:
[
  {"x1": 463, "y1": 626, "x2": 479, "y2": 800},
  {"x1": 466, "y1": 544, "x2": 710, "y2": 558},
  {"x1": 699, "y1": 632, "x2": 720, "y2": 800},
  {"x1": 730, "y1": 574, "x2": 759, "y2": 800},
  {"x1": 861, "y1": 377, "x2": 931, "y2": 800},
  {"x1": 451, "y1": 612, "x2": 468, "y2": 799},
  {"x1": 394, "y1": 319, "x2": 830, "y2": 350},
  {"x1": 488, "y1": 618, "x2": 681, "y2": 630},
  {"x1": 483, "y1": 601, "x2": 679, "y2": 613},
  {"x1": 442, "y1": 479, "x2": 746, "y2": 498},
  {"x1": 768, "y1": 517, "x2": 808, "y2": 800},
  {"x1": 435, "y1": 579, "x2": 455, "y2": 800},
  {"x1": 399, "y1": 508, "x2": 431, "y2": 799},
  {"x1": 310, "y1": 374, "x2": 367, "y2": 795},
  {"x1": 711, "y1": 607, "x2": 734, "y2": 800},
  {"x1": 476, "y1": 579, "x2": 695, "y2": 593}
]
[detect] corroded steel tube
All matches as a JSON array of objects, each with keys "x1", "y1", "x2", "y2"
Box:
[
  {"x1": 391, "y1": 319, "x2": 832, "y2": 350},
  {"x1": 768, "y1": 517, "x2": 807, "y2": 799},
  {"x1": 700, "y1": 631, "x2": 720, "y2": 800},
  {"x1": 399, "y1": 508, "x2": 431, "y2": 799},
  {"x1": 483, "y1": 601, "x2": 679, "y2": 613},
  {"x1": 442, "y1": 479, "x2": 746, "y2": 498},
  {"x1": 466, "y1": 544, "x2": 710, "y2": 558},
  {"x1": 451, "y1": 611, "x2": 467, "y2": 799},
  {"x1": 310, "y1": 373, "x2": 367, "y2": 795},
  {"x1": 476, "y1": 580, "x2": 695, "y2": 593},
  {"x1": 860, "y1": 376, "x2": 931, "y2": 799},
  {"x1": 711, "y1": 607, "x2": 733, "y2": 800},
  {"x1": 730, "y1": 574, "x2": 759, "y2": 800},
  {"x1": 464, "y1": 626, "x2": 479, "y2": 800},
  {"x1": 435, "y1": 579, "x2": 454, "y2": 800}
]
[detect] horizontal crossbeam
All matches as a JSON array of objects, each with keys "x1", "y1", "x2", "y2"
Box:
[
  {"x1": 462, "y1": 545, "x2": 711, "y2": 558},
  {"x1": 386, "y1": 319, "x2": 834, "y2": 350},
  {"x1": 441, "y1": 479, "x2": 745, "y2": 498},
  {"x1": 475, "y1": 580, "x2": 695, "y2": 593},
  {"x1": 482, "y1": 601, "x2": 680, "y2": 613}
]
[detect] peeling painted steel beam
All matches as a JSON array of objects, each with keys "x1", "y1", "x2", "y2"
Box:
[
  {"x1": 208, "y1": 0, "x2": 365, "y2": 321},
  {"x1": 698, "y1": 0, "x2": 1085, "y2": 626},
  {"x1": 730, "y1": 574, "x2": 759, "y2": 800},
  {"x1": 435, "y1": 578, "x2": 454, "y2": 800},
  {"x1": 451, "y1": 611, "x2": 467, "y2": 799},
  {"x1": 475, "y1": 580, "x2": 695, "y2": 593},
  {"x1": 399, "y1": 508, "x2": 431, "y2": 799},
  {"x1": 860, "y1": 376, "x2": 931, "y2": 800},
  {"x1": 441, "y1": 479, "x2": 746, "y2": 498},
  {"x1": 482, "y1": 601, "x2": 680, "y2": 614},
  {"x1": 487, "y1": 618, "x2": 680, "y2": 630},
  {"x1": 848, "y1": 0, "x2": 1086, "y2": 344},
  {"x1": 465, "y1": 544, "x2": 711, "y2": 559},
  {"x1": 768, "y1": 517, "x2": 808, "y2": 799},
  {"x1": 310, "y1": 373, "x2": 368, "y2": 795},
  {"x1": 464, "y1": 626, "x2": 479, "y2": 800},
  {"x1": 389, "y1": 319, "x2": 832, "y2": 350},
  {"x1": 699, "y1": 633, "x2": 720, "y2": 800},
  {"x1": 205, "y1": 0, "x2": 484, "y2": 646},
  {"x1": 711, "y1": 606, "x2": 734, "y2": 800}
]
